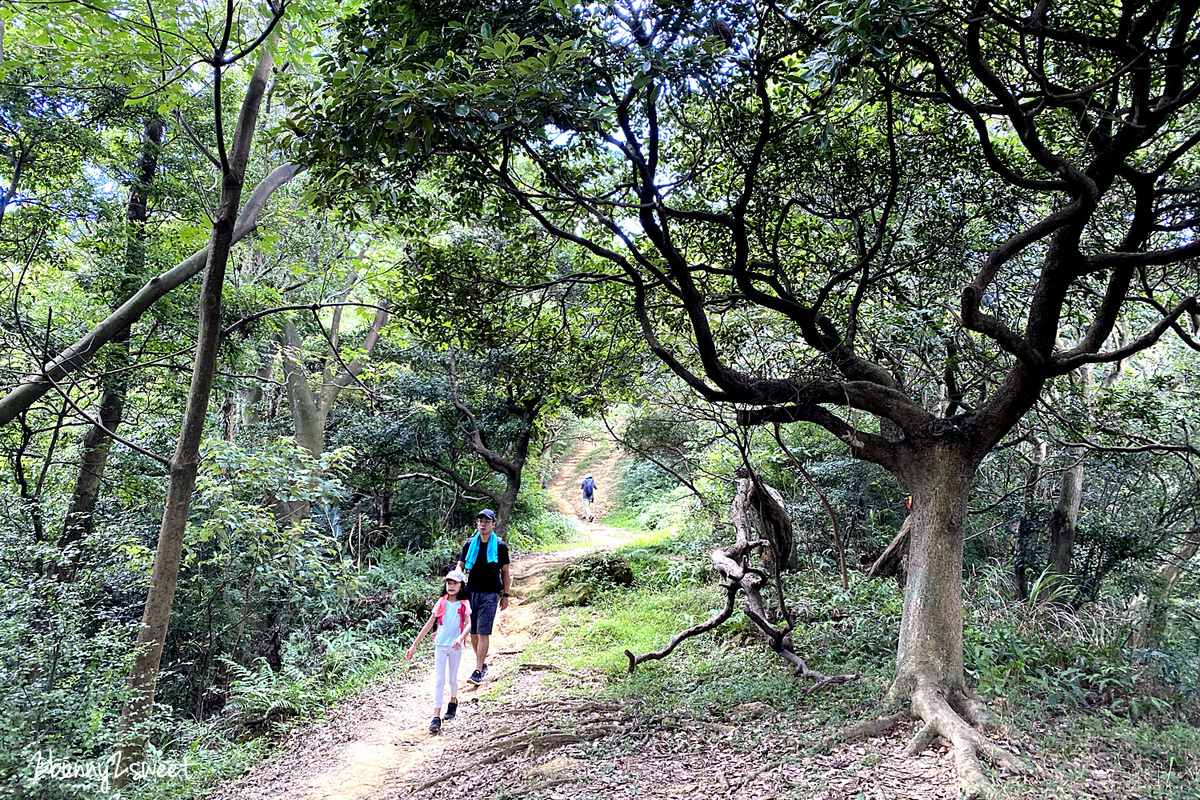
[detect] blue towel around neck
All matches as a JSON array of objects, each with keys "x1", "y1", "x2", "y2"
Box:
[{"x1": 464, "y1": 532, "x2": 499, "y2": 570}]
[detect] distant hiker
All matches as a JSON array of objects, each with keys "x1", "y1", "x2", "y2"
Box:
[
  {"x1": 406, "y1": 568, "x2": 472, "y2": 733},
  {"x1": 456, "y1": 509, "x2": 511, "y2": 686},
  {"x1": 581, "y1": 474, "x2": 597, "y2": 522}
]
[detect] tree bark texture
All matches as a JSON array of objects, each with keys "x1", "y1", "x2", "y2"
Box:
[
  {"x1": 890, "y1": 445, "x2": 975, "y2": 702},
  {"x1": 116, "y1": 44, "x2": 276, "y2": 776},
  {"x1": 1044, "y1": 450, "x2": 1084, "y2": 594},
  {"x1": 280, "y1": 301, "x2": 390, "y2": 460},
  {"x1": 278, "y1": 304, "x2": 388, "y2": 521}
]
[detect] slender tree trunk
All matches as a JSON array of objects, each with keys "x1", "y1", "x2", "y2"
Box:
[
  {"x1": 57, "y1": 119, "x2": 163, "y2": 579},
  {"x1": 494, "y1": 476, "x2": 521, "y2": 539},
  {"x1": 240, "y1": 336, "x2": 278, "y2": 428},
  {"x1": 491, "y1": 401, "x2": 539, "y2": 538},
  {"x1": 1013, "y1": 438, "x2": 1045, "y2": 601},
  {"x1": 1128, "y1": 526, "x2": 1200, "y2": 655},
  {"x1": 115, "y1": 44, "x2": 275, "y2": 781},
  {"x1": 1044, "y1": 364, "x2": 1103, "y2": 598},
  {"x1": 1044, "y1": 449, "x2": 1084, "y2": 596},
  {"x1": 56, "y1": 374, "x2": 126, "y2": 577},
  {"x1": 281, "y1": 320, "x2": 325, "y2": 460}
]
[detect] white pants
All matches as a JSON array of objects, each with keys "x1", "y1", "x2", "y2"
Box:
[
  {"x1": 582, "y1": 495, "x2": 592, "y2": 518},
  {"x1": 433, "y1": 644, "x2": 462, "y2": 711}
]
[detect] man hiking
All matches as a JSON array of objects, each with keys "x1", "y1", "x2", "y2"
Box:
[
  {"x1": 456, "y1": 508, "x2": 511, "y2": 685},
  {"x1": 581, "y1": 474, "x2": 597, "y2": 522}
]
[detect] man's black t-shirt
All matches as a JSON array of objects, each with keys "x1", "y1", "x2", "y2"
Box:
[{"x1": 459, "y1": 535, "x2": 510, "y2": 593}]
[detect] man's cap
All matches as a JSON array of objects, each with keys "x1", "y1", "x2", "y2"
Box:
[
  {"x1": 477, "y1": 508, "x2": 496, "y2": 520},
  {"x1": 444, "y1": 568, "x2": 468, "y2": 583},
  {"x1": 586, "y1": 475, "x2": 592, "y2": 478}
]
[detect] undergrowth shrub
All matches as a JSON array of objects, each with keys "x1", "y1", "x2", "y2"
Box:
[
  {"x1": 963, "y1": 561, "x2": 1197, "y2": 729},
  {"x1": 223, "y1": 659, "x2": 321, "y2": 736},
  {"x1": 540, "y1": 552, "x2": 635, "y2": 606}
]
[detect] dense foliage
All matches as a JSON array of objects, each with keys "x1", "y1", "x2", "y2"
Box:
[{"x1": 0, "y1": 0, "x2": 1196, "y2": 797}]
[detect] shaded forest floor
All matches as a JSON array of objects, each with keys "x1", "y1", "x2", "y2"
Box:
[{"x1": 207, "y1": 439, "x2": 1196, "y2": 800}]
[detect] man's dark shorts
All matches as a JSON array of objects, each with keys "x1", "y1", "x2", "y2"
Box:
[{"x1": 471, "y1": 591, "x2": 499, "y2": 636}]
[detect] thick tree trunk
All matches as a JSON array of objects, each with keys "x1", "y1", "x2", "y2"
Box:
[
  {"x1": 890, "y1": 447, "x2": 973, "y2": 702},
  {"x1": 115, "y1": 44, "x2": 275, "y2": 781},
  {"x1": 884, "y1": 445, "x2": 1025, "y2": 798}
]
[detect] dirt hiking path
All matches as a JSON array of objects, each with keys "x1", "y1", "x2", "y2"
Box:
[
  {"x1": 208, "y1": 440, "x2": 634, "y2": 800},
  {"x1": 211, "y1": 439, "x2": 961, "y2": 800}
]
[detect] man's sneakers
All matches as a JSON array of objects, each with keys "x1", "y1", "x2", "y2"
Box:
[
  {"x1": 444, "y1": 701, "x2": 458, "y2": 721},
  {"x1": 429, "y1": 716, "x2": 441, "y2": 734},
  {"x1": 481, "y1": 664, "x2": 489, "y2": 680},
  {"x1": 467, "y1": 668, "x2": 483, "y2": 685}
]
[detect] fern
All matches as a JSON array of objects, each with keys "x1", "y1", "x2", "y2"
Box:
[{"x1": 223, "y1": 657, "x2": 321, "y2": 731}]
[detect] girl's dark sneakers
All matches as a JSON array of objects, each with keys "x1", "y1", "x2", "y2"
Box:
[
  {"x1": 444, "y1": 701, "x2": 458, "y2": 721},
  {"x1": 429, "y1": 716, "x2": 441, "y2": 733}
]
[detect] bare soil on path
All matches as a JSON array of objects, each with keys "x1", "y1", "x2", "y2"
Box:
[
  {"x1": 209, "y1": 440, "x2": 968, "y2": 800},
  {"x1": 208, "y1": 440, "x2": 635, "y2": 800}
]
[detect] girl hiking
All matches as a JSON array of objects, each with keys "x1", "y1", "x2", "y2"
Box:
[{"x1": 406, "y1": 569, "x2": 472, "y2": 733}]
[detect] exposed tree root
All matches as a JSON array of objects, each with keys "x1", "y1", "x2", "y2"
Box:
[
  {"x1": 517, "y1": 662, "x2": 594, "y2": 679},
  {"x1": 824, "y1": 711, "x2": 912, "y2": 750},
  {"x1": 498, "y1": 699, "x2": 623, "y2": 715},
  {"x1": 907, "y1": 686, "x2": 1027, "y2": 800},
  {"x1": 413, "y1": 723, "x2": 622, "y2": 792},
  {"x1": 823, "y1": 690, "x2": 1026, "y2": 798}
]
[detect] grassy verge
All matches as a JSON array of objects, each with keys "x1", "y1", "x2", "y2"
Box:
[{"x1": 527, "y1": 454, "x2": 1200, "y2": 798}]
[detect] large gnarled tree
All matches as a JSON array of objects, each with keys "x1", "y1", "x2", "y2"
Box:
[{"x1": 294, "y1": 0, "x2": 1200, "y2": 794}]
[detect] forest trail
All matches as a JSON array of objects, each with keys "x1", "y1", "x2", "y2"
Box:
[
  {"x1": 545, "y1": 437, "x2": 626, "y2": 544},
  {"x1": 208, "y1": 438, "x2": 636, "y2": 800},
  {"x1": 211, "y1": 438, "x2": 961, "y2": 800}
]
